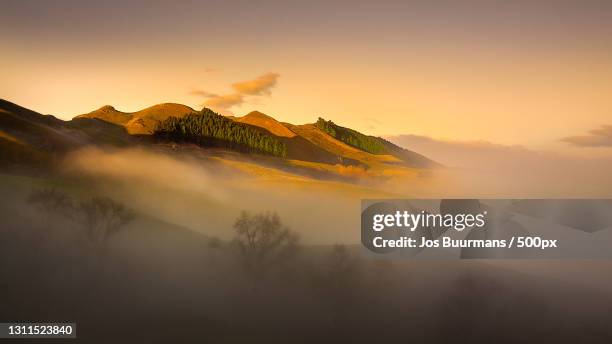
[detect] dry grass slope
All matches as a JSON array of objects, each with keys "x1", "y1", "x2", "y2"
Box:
[
  {"x1": 235, "y1": 111, "x2": 296, "y2": 138},
  {"x1": 285, "y1": 123, "x2": 401, "y2": 169},
  {"x1": 77, "y1": 103, "x2": 195, "y2": 135}
]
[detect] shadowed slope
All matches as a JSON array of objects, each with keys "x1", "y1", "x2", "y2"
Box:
[
  {"x1": 1, "y1": 99, "x2": 82, "y2": 152},
  {"x1": 0, "y1": 99, "x2": 132, "y2": 172}
]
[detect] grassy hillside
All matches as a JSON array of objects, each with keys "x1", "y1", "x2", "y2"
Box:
[
  {"x1": 1, "y1": 99, "x2": 132, "y2": 149},
  {"x1": 77, "y1": 103, "x2": 194, "y2": 135},
  {"x1": 314, "y1": 117, "x2": 438, "y2": 168},
  {"x1": 78, "y1": 105, "x2": 132, "y2": 125},
  {"x1": 315, "y1": 117, "x2": 387, "y2": 154},
  {"x1": 236, "y1": 111, "x2": 297, "y2": 137},
  {"x1": 0, "y1": 99, "x2": 438, "y2": 182},
  {"x1": 0, "y1": 137, "x2": 54, "y2": 172},
  {"x1": 0, "y1": 99, "x2": 83, "y2": 152},
  {"x1": 75, "y1": 101, "x2": 437, "y2": 168},
  {"x1": 0, "y1": 99, "x2": 132, "y2": 173},
  {"x1": 286, "y1": 123, "x2": 402, "y2": 168},
  {"x1": 232, "y1": 111, "x2": 360, "y2": 166}
]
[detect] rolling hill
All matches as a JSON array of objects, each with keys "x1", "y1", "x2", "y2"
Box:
[
  {"x1": 0, "y1": 99, "x2": 439, "y2": 179},
  {"x1": 314, "y1": 117, "x2": 438, "y2": 168},
  {"x1": 0, "y1": 99, "x2": 132, "y2": 171},
  {"x1": 77, "y1": 103, "x2": 195, "y2": 135},
  {"x1": 236, "y1": 111, "x2": 296, "y2": 137},
  {"x1": 285, "y1": 123, "x2": 402, "y2": 168},
  {"x1": 232, "y1": 111, "x2": 359, "y2": 165}
]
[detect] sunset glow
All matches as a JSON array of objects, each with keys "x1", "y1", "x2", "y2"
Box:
[{"x1": 2, "y1": 0, "x2": 612, "y2": 149}]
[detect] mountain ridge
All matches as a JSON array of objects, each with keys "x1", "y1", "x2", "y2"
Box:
[
  {"x1": 0, "y1": 99, "x2": 439, "y2": 179},
  {"x1": 77, "y1": 103, "x2": 194, "y2": 135}
]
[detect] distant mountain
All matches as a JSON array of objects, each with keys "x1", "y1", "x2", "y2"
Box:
[
  {"x1": 0, "y1": 99, "x2": 439, "y2": 177},
  {"x1": 77, "y1": 103, "x2": 194, "y2": 135}
]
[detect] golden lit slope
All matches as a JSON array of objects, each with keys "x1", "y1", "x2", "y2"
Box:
[
  {"x1": 77, "y1": 105, "x2": 132, "y2": 125},
  {"x1": 228, "y1": 111, "x2": 349, "y2": 165},
  {"x1": 235, "y1": 111, "x2": 297, "y2": 137},
  {"x1": 285, "y1": 123, "x2": 401, "y2": 168},
  {"x1": 77, "y1": 103, "x2": 195, "y2": 135}
]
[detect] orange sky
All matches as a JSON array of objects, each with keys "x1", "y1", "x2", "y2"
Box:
[{"x1": 2, "y1": 0, "x2": 612, "y2": 151}]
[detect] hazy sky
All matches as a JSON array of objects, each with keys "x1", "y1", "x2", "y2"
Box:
[{"x1": 2, "y1": 0, "x2": 612, "y2": 150}]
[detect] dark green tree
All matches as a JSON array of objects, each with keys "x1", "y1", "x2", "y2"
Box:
[
  {"x1": 155, "y1": 109, "x2": 287, "y2": 157},
  {"x1": 315, "y1": 117, "x2": 387, "y2": 154}
]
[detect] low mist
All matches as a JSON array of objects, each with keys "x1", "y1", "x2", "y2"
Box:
[
  {"x1": 2, "y1": 146, "x2": 612, "y2": 342},
  {"x1": 62, "y1": 147, "x2": 373, "y2": 244}
]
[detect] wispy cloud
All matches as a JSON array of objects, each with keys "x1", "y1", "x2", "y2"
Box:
[
  {"x1": 189, "y1": 89, "x2": 218, "y2": 97},
  {"x1": 231, "y1": 72, "x2": 279, "y2": 96},
  {"x1": 561, "y1": 125, "x2": 612, "y2": 147},
  {"x1": 190, "y1": 72, "x2": 280, "y2": 114},
  {"x1": 203, "y1": 94, "x2": 244, "y2": 110}
]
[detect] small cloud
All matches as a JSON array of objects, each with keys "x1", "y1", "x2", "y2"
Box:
[
  {"x1": 231, "y1": 72, "x2": 280, "y2": 96},
  {"x1": 191, "y1": 72, "x2": 280, "y2": 114},
  {"x1": 203, "y1": 94, "x2": 244, "y2": 110},
  {"x1": 189, "y1": 89, "x2": 218, "y2": 98},
  {"x1": 561, "y1": 125, "x2": 612, "y2": 147}
]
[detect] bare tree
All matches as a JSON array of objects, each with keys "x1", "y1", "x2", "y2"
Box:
[
  {"x1": 27, "y1": 189, "x2": 134, "y2": 254},
  {"x1": 27, "y1": 188, "x2": 74, "y2": 220},
  {"x1": 232, "y1": 211, "x2": 299, "y2": 279},
  {"x1": 75, "y1": 196, "x2": 134, "y2": 246}
]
